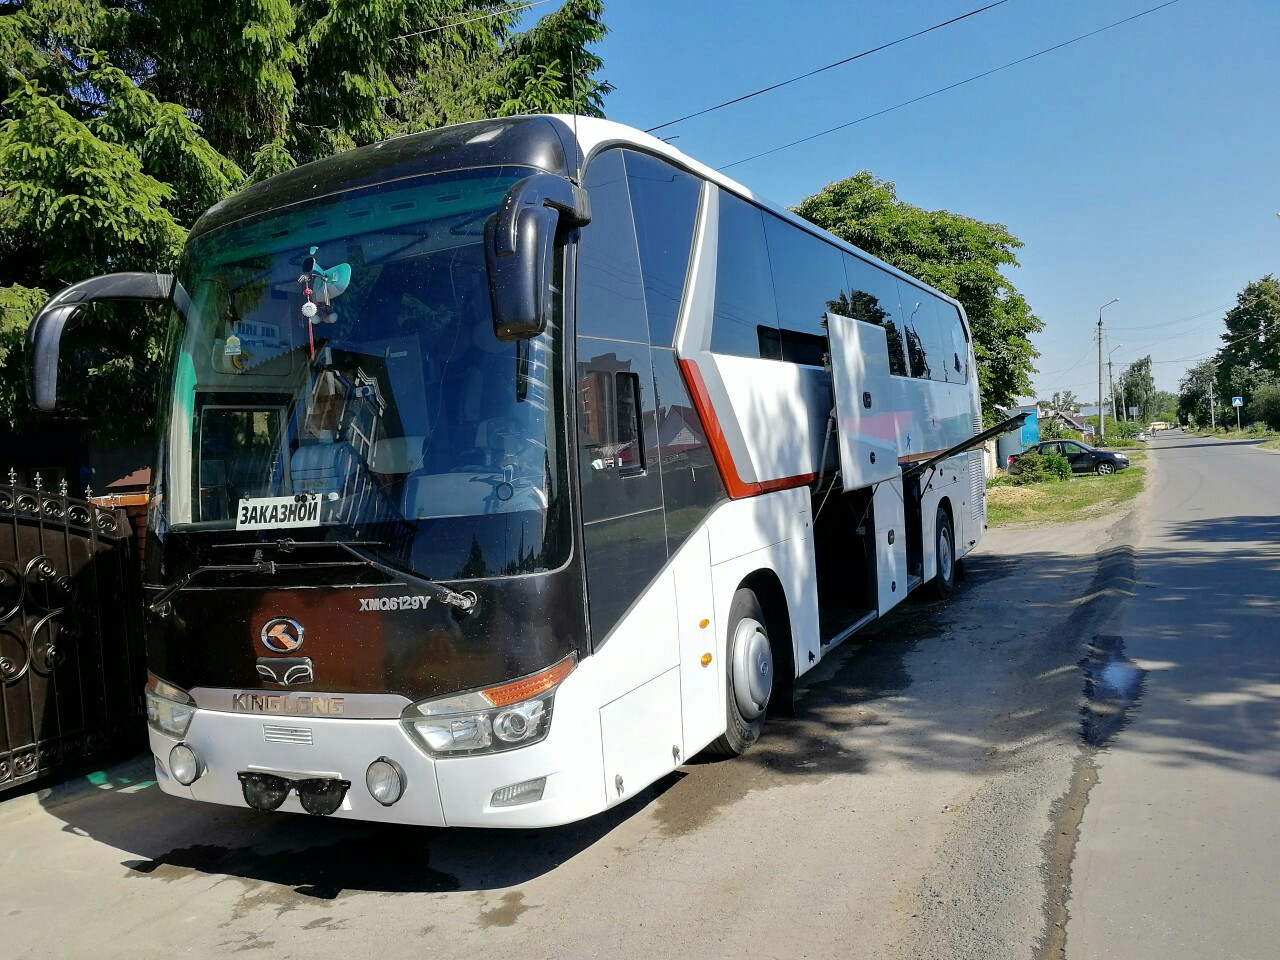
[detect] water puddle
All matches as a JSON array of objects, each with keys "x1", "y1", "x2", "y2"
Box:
[{"x1": 1080, "y1": 636, "x2": 1146, "y2": 746}]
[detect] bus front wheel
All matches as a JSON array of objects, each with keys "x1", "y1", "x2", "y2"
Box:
[{"x1": 707, "y1": 588, "x2": 772, "y2": 756}]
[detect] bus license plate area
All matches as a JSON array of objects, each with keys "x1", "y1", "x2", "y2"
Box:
[{"x1": 237, "y1": 770, "x2": 351, "y2": 815}]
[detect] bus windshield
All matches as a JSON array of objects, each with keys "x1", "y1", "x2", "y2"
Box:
[{"x1": 154, "y1": 165, "x2": 570, "y2": 581}]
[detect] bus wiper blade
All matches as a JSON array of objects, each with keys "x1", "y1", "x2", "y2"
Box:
[
  {"x1": 148, "y1": 560, "x2": 281, "y2": 612},
  {"x1": 331, "y1": 542, "x2": 477, "y2": 613},
  {"x1": 210, "y1": 539, "x2": 477, "y2": 612},
  {"x1": 211, "y1": 538, "x2": 385, "y2": 554}
]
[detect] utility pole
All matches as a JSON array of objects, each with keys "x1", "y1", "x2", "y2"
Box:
[
  {"x1": 1097, "y1": 299, "x2": 1119, "y2": 441},
  {"x1": 1209, "y1": 362, "x2": 1218, "y2": 430},
  {"x1": 1097, "y1": 316, "x2": 1104, "y2": 441},
  {"x1": 1108, "y1": 358, "x2": 1116, "y2": 423}
]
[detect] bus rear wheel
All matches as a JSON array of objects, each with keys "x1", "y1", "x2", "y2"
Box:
[
  {"x1": 706, "y1": 588, "x2": 773, "y2": 756},
  {"x1": 930, "y1": 508, "x2": 956, "y2": 600}
]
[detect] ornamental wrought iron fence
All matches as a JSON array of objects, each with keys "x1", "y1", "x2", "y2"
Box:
[{"x1": 0, "y1": 473, "x2": 145, "y2": 792}]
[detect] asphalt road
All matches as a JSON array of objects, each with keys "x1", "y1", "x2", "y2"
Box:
[
  {"x1": 4, "y1": 434, "x2": 1271, "y2": 959},
  {"x1": 1067, "y1": 431, "x2": 1280, "y2": 959}
]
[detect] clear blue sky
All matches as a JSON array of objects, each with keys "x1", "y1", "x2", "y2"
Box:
[{"x1": 528, "y1": 0, "x2": 1280, "y2": 400}]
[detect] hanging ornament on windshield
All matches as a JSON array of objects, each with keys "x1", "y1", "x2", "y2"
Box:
[
  {"x1": 223, "y1": 313, "x2": 242, "y2": 357},
  {"x1": 300, "y1": 281, "x2": 318, "y2": 358},
  {"x1": 299, "y1": 246, "x2": 351, "y2": 358}
]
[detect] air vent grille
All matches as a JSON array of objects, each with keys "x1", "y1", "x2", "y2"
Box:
[
  {"x1": 263, "y1": 725, "x2": 313, "y2": 745},
  {"x1": 969, "y1": 451, "x2": 985, "y2": 521}
]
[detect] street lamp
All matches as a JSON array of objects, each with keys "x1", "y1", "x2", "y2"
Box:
[{"x1": 1097, "y1": 299, "x2": 1119, "y2": 441}]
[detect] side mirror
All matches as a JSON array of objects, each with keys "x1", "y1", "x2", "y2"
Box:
[
  {"x1": 485, "y1": 173, "x2": 590, "y2": 342},
  {"x1": 27, "y1": 272, "x2": 174, "y2": 411}
]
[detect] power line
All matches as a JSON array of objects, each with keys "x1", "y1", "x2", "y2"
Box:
[
  {"x1": 645, "y1": 0, "x2": 1015, "y2": 133},
  {"x1": 392, "y1": 0, "x2": 553, "y2": 42},
  {"x1": 1109, "y1": 302, "x2": 1231, "y2": 332},
  {"x1": 1150, "y1": 318, "x2": 1280, "y2": 364},
  {"x1": 1125, "y1": 322, "x2": 1225, "y2": 354},
  {"x1": 718, "y1": 0, "x2": 1186, "y2": 172},
  {"x1": 1036, "y1": 342, "x2": 1096, "y2": 382}
]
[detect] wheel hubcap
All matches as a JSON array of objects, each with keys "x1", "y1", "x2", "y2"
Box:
[
  {"x1": 731, "y1": 617, "x2": 772, "y2": 720},
  {"x1": 939, "y1": 528, "x2": 953, "y2": 581}
]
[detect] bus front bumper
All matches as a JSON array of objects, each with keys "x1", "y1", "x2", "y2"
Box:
[{"x1": 147, "y1": 705, "x2": 605, "y2": 828}]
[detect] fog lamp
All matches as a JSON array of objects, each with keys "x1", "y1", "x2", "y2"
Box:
[
  {"x1": 168, "y1": 744, "x2": 201, "y2": 786},
  {"x1": 491, "y1": 776, "x2": 546, "y2": 808},
  {"x1": 366, "y1": 758, "x2": 405, "y2": 806}
]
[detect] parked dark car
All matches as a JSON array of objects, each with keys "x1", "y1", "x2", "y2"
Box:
[{"x1": 1008, "y1": 440, "x2": 1131, "y2": 476}]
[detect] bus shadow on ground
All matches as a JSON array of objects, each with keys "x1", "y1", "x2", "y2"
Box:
[
  {"x1": 36, "y1": 759, "x2": 681, "y2": 898},
  {"x1": 24, "y1": 542, "x2": 1096, "y2": 900}
]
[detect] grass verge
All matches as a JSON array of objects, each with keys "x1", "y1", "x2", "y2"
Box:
[
  {"x1": 1260, "y1": 439, "x2": 1280, "y2": 451},
  {"x1": 1189, "y1": 428, "x2": 1280, "y2": 441},
  {"x1": 987, "y1": 455, "x2": 1146, "y2": 526}
]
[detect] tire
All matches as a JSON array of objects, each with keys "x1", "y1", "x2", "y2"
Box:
[
  {"x1": 930, "y1": 508, "x2": 956, "y2": 600},
  {"x1": 705, "y1": 588, "x2": 773, "y2": 757},
  {"x1": 1095, "y1": 461, "x2": 1116, "y2": 476}
]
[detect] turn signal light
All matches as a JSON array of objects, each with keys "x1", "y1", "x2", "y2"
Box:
[{"x1": 481, "y1": 656, "x2": 576, "y2": 707}]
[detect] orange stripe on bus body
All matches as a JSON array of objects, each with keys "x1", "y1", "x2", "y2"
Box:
[{"x1": 677, "y1": 358, "x2": 816, "y2": 500}]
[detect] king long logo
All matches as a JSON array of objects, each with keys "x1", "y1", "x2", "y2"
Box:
[
  {"x1": 257, "y1": 617, "x2": 313, "y2": 686},
  {"x1": 261, "y1": 617, "x2": 305, "y2": 653}
]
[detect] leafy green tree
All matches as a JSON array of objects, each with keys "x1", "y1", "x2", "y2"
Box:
[
  {"x1": 1148, "y1": 389, "x2": 1178, "y2": 423},
  {"x1": 1249, "y1": 383, "x2": 1280, "y2": 430},
  {"x1": 0, "y1": 0, "x2": 612, "y2": 439},
  {"x1": 1178, "y1": 359, "x2": 1218, "y2": 427},
  {"x1": 1117, "y1": 356, "x2": 1155, "y2": 421},
  {"x1": 395, "y1": 0, "x2": 611, "y2": 133},
  {"x1": 1214, "y1": 276, "x2": 1280, "y2": 406},
  {"x1": 1040, "y1": 390, "x2": 1080, "y2": 414},
  {"x1": 793, "y1": 171, "x2": 1042, "y2": 412}
]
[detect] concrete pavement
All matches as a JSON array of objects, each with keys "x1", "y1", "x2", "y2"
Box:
[
  {"x1": 1067, "y1": 432, "x2": 1280, "y2": 959},
  {"x1": 2, "y1": 460, "x2": 1202, "y2": 960}
]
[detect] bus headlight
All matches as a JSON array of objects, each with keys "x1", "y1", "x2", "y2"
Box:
[
  {"x1": 145, "y1": 674, "x2": 196, "y2": 739},
  {"x1": 401, "y1": 654, "x2": 575, "y2": 757}
]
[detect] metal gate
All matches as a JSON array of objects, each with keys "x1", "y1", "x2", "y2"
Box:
[{"x1": 0, "y1": 477, "x2": 145, "y2": 792}]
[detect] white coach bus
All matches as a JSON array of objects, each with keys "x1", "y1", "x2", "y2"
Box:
[{"x1": 26, "y1": 115, "x2": 1006, "y2": 828}]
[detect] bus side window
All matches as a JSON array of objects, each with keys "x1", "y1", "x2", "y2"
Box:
[
  {"x1": 920, "y1": 296, "x2": 951, "y2": 383},
  {"x1": 623, "y1": 150, "x2": 701, "y2": 350},
  {"x1": 763, "y1": 210, "x2": 845, "y2": 365},
  {"x1": 843, "y1": 254, "x2": 910, "y2": 377},
  {"x1": 711, "y1": 191, "x2": 781, "y2": 360},
  {"x1": 941, "y1": 301, "x2": 968, "y2": 382},
  {"x1": 579, "y1": 367, "x2": 644, "y2": 475},
  {"x1": 920, "y1": 295, "x2": 962, "y2": 384},
  {"x1": 577, "y1": 149, "x2": 649, "y2": 343},
  {"x1": 899, "y1": 283, "x2": 933, "y2": 380}
]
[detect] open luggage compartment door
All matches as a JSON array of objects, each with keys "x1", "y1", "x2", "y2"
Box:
[{"x1": 826, "y1": 312, "x2": 902, "y2": 492}]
